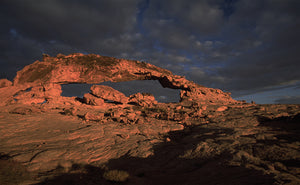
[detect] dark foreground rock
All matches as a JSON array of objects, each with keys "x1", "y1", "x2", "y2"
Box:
[{"x1": 0, "y1": 103, "x2": 299, "y2": 185}]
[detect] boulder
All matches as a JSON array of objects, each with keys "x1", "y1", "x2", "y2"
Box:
[
  {"x1": 125, "y1": 112, "x2": 140, "y2": 124},
  {"x1": 43, "y1": 83, "x2": 62, "y2": 98},
  {"x1": 84, "y1": 112, "x2": 105, "y2": 122},
  {"x1": 11, "y1": 83, "x2": 61, "y2": 105},
  {"x1": 13, "y1": 86, "x2": 46, "y2": 105},
  {"x1": 128, "y1": 93, "x2": 157, "y2": 107},
  {"x1": 0, "y1": 85, "x2": 32, "y2": 106},
  {"x1": 9, "y1": 106, "x2": 41, "y2": 115},
  {"x1": 0, "y1": 79, "x2": 12, "y2": 88},
  {"x1": 90, "y1": 85, "x2": 128, "y2": 104},
  {"x1": 216, "y1": 106, "x2": 228, "y2": 112},
  {"x1": 180, "y1": 86, "x2": 235, "y2": 104},
  {"x1": 63, "y1": 107, "x2": 77, "y2": 116},
  {"x1": 83, "y1": 93, "x2": 105, "y2": 106}
]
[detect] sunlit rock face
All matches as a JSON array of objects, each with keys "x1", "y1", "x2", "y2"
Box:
[
  {"x1": 9, "y1": 53, "x2": 236, "y2": 105},
  {"x1": 13, "y1": 53, "x2": 172, "y2": 85},
  {"x1": 90, "y1": 85, "x2": 128, "y2": 104},
  {"x1": 128, "y1": 92, "x2": 158, "y2": 107},
  {"x1": 0, "y1": 79, "x2": 12, "y2": 88}
]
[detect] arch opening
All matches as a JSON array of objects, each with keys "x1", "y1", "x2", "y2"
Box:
[{"x1": 61, "y1": 80, "x2": 181, "y2": 103}]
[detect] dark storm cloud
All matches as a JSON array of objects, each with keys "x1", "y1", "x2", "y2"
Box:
[
  {"x1": 0, "y1": 29, "x2": 43, "y2": 79},
  {"x1": 2, "y1": 0, "x2": 138, "y2": 45},
  {"x1": 144, "y1": 0, "x2": 224, "y2": 34},
  {"x1": 0, "y1": 0, "x2": 140, "y2": 79},
  {"x1": 217, "y1": 0, "x2": 300, "y2": 94},
  {"x1": 274, "y1": 96, "x2": 300, "y2": 104},
  {"x1": 176, "y1": 0, "x2": 300, "y2": 98},
  {"x1": 141, "y1": 0, "x2": 224, "y2": 51}
]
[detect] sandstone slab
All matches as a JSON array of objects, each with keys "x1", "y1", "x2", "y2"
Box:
[
  {"x1": 90, "y1": 85, "x2": 128, "y2": 104},
  {"x1": 83, "y1": 93, "x2": 105, "y2": 106}
]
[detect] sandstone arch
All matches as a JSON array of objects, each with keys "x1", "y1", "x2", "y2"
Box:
[
  {"x1": 1, "y1": 53, "x2": 236, "y2": 106},
  {"x1": 61, "y1": 80, "x2": 181, "y2": 103}
]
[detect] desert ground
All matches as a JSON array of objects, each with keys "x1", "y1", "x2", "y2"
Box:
[{"x1": 1, "y1": 98, "x2": 299, "y2": 185}]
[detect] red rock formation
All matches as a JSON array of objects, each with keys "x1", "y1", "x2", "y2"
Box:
[
  {"x1": 13, "y1": 53, "x2": 172, "y2": 85},
  {"x1": 180, "y1": 86, "x2": 234, "y2": 104},
  {"x1": 0, "y1": 85, "x2": 28, "y2": 106},
  {"x1": 84, "y1": 112, "x2": 104, "y2": 122},
  {"x1": 128, "y1": 93, "x2": 157, "y2": 107},
  {"x1": 5, "y1": 53, "x2": 237, "y2": 105},
  {"x1": 0, "y1": 79, "x2": 12, "y2": 88},
  {"x1": 90, "y1": 85, "x2": 128, "y2": 104},
  {"x1": 43, "y1": 83, "x2": 62, "y2": 99},
  {"x1": 13, "y1": 83, "x2": 62, "y2": 105},
  {"x1": 83, "y1": 93, "x2": 105, "y2": 106}
]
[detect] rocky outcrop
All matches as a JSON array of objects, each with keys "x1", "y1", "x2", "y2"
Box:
[
  {"x1": 12, "y1": 83, "x2": 62, "y2": 105},
  {"x1": 180, "y1": 86, "x2": 234, "y2": 104},
  {"x1": 128, "y1": 93, "x2": 157, "y2": 107},
  {"x1": 83, "y1": 93, "x2": 105, "y2": 106},
  {"x1": 43, "y1": 83, "x2": 62, "y2": 98},
  {"x1": 0, "y1": 85, "x2": 27, "y2": 106},
  {"x1": 0, "y1": 79, "x2": 12, "y2": 88},
  {"x1": 11, "y1": 53, "x2": 237, "y2": 105},
  {"x1": 9, "y1": 106, "x2": 42, "y2": 115},
  {"x1": 0, "y1": 82, "x2": 62, "y2": 106},
  {"x1": 13, "y1": 53, "x2": 172, "y2": 85},
  {"x1": 90, "y1": 85, "x2": 128, "y2": 104},
  {"x1": 84, "y1": 112, "x2": 105, "y2": 122},
  {"x1": 82, "y1": 85, "x2": 128, "y2": 106}
]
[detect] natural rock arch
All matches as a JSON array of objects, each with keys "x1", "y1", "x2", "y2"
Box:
[{"x1": 1, "y1": 53, "x2": 237, "y2": 106}]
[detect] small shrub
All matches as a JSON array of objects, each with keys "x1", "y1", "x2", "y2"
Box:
[{"x1": 103, "y1": 170, "x2": 129, "y2": 182}]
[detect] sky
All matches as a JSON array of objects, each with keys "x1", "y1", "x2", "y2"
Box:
[{"x1": 1, "y1": 0, "x2": 300, "y2": 104}]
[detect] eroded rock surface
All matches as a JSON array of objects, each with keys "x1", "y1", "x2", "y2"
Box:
[{"x1": 0, "y1": 103, "x2": 299, "y2": 185}]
